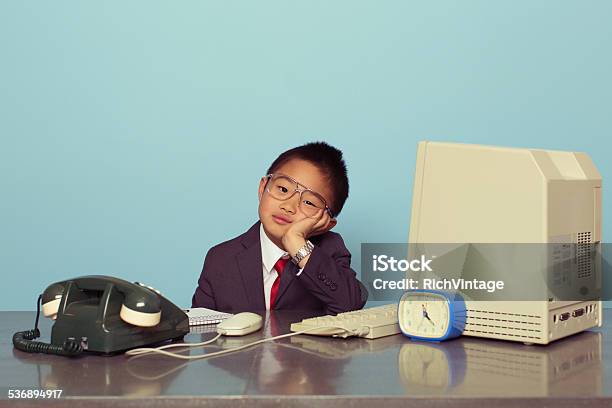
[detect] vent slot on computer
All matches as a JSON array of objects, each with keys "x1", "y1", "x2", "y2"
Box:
[
  {"x1": 464, "y1": 309, "x2": 543, "y2": 341},
  {"x1": 576, "y1": 231, "x2": 593, "y2": 279}
]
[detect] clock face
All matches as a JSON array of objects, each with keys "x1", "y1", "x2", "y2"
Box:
[{"x1": 399, "y1": 292, "x2": 450, "y2": 339}]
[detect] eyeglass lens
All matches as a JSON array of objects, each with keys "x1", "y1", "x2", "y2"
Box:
[{"x1": 267, "y1": 175, "x2": 327, "y2": 217}]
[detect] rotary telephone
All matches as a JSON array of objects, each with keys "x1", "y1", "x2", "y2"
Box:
[{"x1": 13, "y1": 275, "x2": 189, "y2": 356}]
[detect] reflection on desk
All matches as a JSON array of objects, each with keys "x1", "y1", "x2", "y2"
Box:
[
  {"x1": 206, "y1": 310, "x2": 399, "y2": 395},
  {"x1": 398, "y1": 331, "x2": 602, "y2": 396},
  {"x1": 12, "y1": 348, "x2": 189, "y2": 397},
  {"x1": 1, "y1": 309, "x2": 609, "y2": 405}
]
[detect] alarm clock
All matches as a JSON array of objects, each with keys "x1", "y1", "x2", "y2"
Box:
[{"x1": 398, "y1": 290, "x2": 466, "y2": 342}]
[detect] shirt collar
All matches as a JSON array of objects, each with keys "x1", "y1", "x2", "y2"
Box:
[{"x1": 260, "y1": 223, "x2": 289, "y2": 274}]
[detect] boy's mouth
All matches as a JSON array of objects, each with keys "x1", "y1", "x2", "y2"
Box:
[{"x1": 272, "y1": 215, "x2": 292, "y2": 225}]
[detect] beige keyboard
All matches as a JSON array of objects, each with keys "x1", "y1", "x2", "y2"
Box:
[{"x1": 290, "y1": 304, "x2": 401, "y2": 339}]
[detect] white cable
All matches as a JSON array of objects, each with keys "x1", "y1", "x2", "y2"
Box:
[
  {"x1": 125, "y1": 333, "x2": 223, "y2": 356},
  {"x1": 125, "y1": 325, "x2": 366, "y2": 360}
]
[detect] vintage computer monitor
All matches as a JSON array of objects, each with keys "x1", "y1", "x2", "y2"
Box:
[{"x1": 408, "y1": 141, "x2": 602, "y2": 344}]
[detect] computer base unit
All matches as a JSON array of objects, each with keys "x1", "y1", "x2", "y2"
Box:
[{"x1": 462, "y1": 300, "x2": 602, "y2": 345}]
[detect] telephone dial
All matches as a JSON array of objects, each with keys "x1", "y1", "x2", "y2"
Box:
[{"x1": 13, "y1": 275, "x2": 189, "y2": 356}]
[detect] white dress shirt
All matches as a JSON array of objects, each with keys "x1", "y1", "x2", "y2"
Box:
[{"x1": 260, "y1": 224, "x2": 303, "y2": 310}]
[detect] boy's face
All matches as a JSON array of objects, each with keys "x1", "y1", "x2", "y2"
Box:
[{"x1": 258, "y1": 158, "x2": 337, "y2": 247}]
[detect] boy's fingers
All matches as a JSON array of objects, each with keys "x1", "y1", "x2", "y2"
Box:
[
  {"x1": 309, "y1": 212, "x2": 324, "y2": 230},
  {"x1": 299, "y1": 209, "x2": 324, "y2": 238},
  {"x1": 313, "y1": 209, "x2": 325, "y2": 224},
  {"x1": 323, "y1": 214, "x2": 332, "y2": 230},
  {"x1": 323, "y1": 215, "x2": 332, "y2": 231},
  {"x1": 309, "y1": 209, "x2": 324, "y2": 226},
  {"x1": 313, "y1": 211, "x2": 330, "y2": 232}
]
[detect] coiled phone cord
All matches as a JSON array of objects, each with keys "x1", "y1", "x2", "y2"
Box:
[{"x1": 12, "y1": 295, "x2": 83, "y2": 357}]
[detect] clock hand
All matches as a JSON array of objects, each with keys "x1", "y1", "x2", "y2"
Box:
[
  {"x1": 423, "y1": 309, "x2": 435, "y2": 326},
  {"x1": 421, "y1": 303, "x2": 435, "y2": 326}
]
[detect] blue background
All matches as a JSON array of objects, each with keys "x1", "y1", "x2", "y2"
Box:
[{"x1": 1, "y1": 1, "x2": 610, "y2": 310}]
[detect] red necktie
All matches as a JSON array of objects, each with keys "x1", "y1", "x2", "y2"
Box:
[{"x1": 270, "y1": 257, "x2": 289, "y2": 309}]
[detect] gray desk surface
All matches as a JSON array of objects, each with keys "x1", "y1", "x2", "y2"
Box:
[{"x1": 0, "y1": 309, "x2": 610, "y2": 408}]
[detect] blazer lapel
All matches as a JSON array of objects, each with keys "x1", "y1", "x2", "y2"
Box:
[{"x1": 236, "y1": 222, "x2": 266, "y2": 310}]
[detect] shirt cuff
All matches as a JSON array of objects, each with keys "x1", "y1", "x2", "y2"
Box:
[{"x1": 296, "y1": 267, "x2": 304, "y2": 276}]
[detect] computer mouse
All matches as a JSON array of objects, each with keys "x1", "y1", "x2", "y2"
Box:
[{"x1": 216, "y1": 312, "x2": 263, "y2": 336}]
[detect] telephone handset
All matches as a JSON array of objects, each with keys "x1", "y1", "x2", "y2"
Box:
[
  {"x1": 13, "y1": 275, "x2": 189, "y2": 356},
  {"x1": 42, "y1": 277, "x2": 163, "y2": 327}
]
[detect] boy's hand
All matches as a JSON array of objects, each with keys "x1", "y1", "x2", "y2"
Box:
[
  {"x1": 286, "y1": 209, "x2": 332, "y2": 240},
  {"x1": 282, "y1": 209, "x2": 333, "y2": 264}
]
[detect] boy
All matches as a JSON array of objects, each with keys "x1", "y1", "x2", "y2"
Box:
[{"x1": 191, "y1": 142, "x2": 368, "y2": 314}]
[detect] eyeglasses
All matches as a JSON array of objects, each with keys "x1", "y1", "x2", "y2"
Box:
[{"x1": 264, "y1": 173, "x2": 334, "y2": 218}]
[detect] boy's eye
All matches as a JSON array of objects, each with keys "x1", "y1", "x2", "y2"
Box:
[
  {"x1": 277, "y1": 186, "x2": 289, "y2": 193},
  {"x1": 304, "y1": 200, "x2": 316, "y2": 207}
]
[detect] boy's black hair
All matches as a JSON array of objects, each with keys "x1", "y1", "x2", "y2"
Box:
[{"x1": 266, "y1": 141, "x2": 349, "y2": 217}]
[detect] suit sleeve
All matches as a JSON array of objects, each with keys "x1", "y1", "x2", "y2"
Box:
[
  {"x1": 296, "y1": 234, "x2": 368, "y2": 314},
  {"x1": 191, "y1": 250, "x2": 217, "y2": 309}
]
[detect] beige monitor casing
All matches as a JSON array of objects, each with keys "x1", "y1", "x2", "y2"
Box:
[{"x1": 408, "y1": 141, "x2": 602, "y2": 344}]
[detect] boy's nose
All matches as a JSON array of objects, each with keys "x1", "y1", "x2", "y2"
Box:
[{"x1": 280, "y1": 194, "x2": 299, "y2": 214}]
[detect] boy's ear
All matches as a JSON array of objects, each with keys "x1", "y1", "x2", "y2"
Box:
[{"x1": 258, "y1": 177, "x2": 267, "y2": 200}]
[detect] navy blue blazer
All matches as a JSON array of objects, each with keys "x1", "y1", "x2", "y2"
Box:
[{"x1": 191, "y1": 221, "x2": 368, "y2": 314}]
